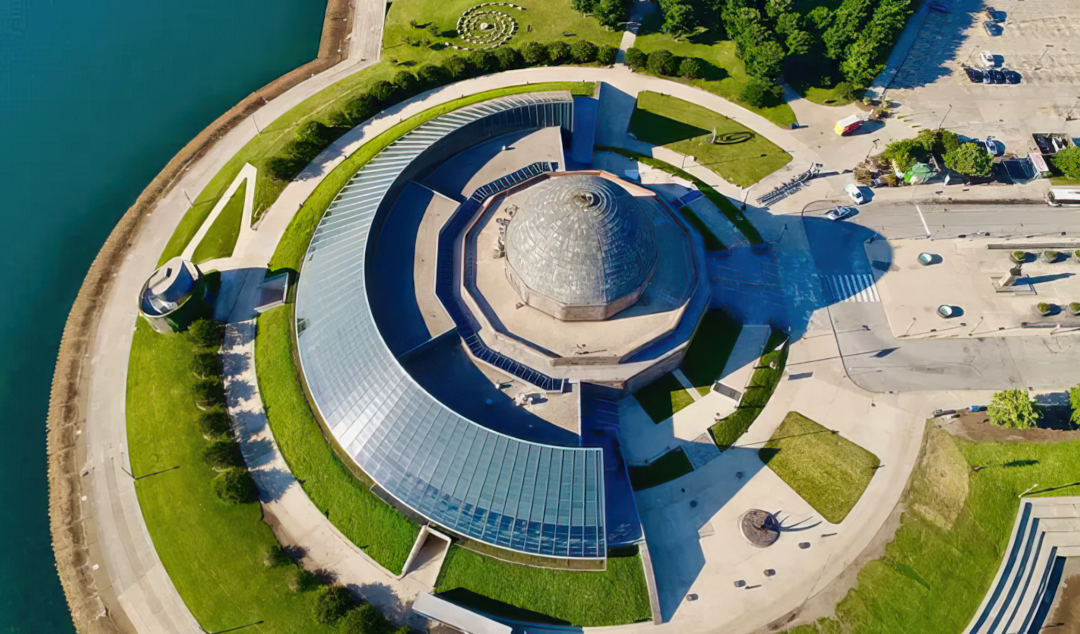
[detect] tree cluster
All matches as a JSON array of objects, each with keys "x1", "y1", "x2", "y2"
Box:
[
  {"x1": 625, "y1": 47, "x2": 712, "y2": 81},
  {"x1": 651, "y1": 0, "x2": 913, "y2": 90},
  {"x1": 571, "y1": 0, "x2": 628, "y2": 28},
  {"x1": 265, "y1": 40, "x2": 618, "y2": 183},
  {"x1": 1053, "y1": 146, "x2": 1080, "y2": 180}
]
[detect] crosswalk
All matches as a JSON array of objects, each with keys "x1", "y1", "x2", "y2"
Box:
[{"x1": 822, "y1": 274, "x2": 880, "y2": 304}]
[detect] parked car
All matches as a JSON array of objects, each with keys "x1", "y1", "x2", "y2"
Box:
[
  {"x1": 844, "y1": 183, "x2": 867, "y2": 205},
  {"x1": 984, "y1": 6, "x2": 999, "y2": 21},
  {"x1": 963, "y1": 67, "x2": 981, "y2": 82},
  {"x1": 1003, "y1": 68, "x2": 1021, "y2": 84},
  {"x1": 983, "y1": 20, "x2": 1002, "y2": 36},
  {"x1": 980, "y1": 50, "x2": 995, "y2": 67},
  {"x1": 989, "y1": 68, "x2": 1006, "y2": 84},
  {"x1": 825, "y1": 206, "x2": 857, "y2": 221}
]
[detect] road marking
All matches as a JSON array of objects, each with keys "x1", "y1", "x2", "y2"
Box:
[
  {"x1": 915, "y1": 204, "x2": 931, "y2": 238},
  {"x1": 824, "y1": 274, "x2": 880, "y2": 303}
]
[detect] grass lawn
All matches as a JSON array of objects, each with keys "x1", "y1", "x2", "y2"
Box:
[
  {"x1": 628, "y1": 91, "x2": 792, "y2": 188},
  {"x1": 383, "y1": 0, "x2": 621, "y2": 68},
  {"x1": 595, "y1": 145, "x2": 763, "y2": 245},
  {"x1": 191, "y1": 182, "x2": 246, "y2": 264},
  {"x1": 709, "y1": 330, "x2": 788, "y2": 449},
  {"x1": 786, "y1": 425, "x2": 1080, "y2": 634},
  {"x1": 126, "y1": 321, "x2": 324, "y2": 633},
  {"x1": 435, "y1": 547, "x2": 652, "y2": 626},
  {"x1": 634, "y1": 372, "x2": 695, "y2": 424},
  {"x1": 628, "y1": 448, "x2": 694, "y2": 490},
  {"x1": 256, "y1": 306, "x2": 419, "y2": 573},
  {"x1": 681, "y1": 310, "x2": 742, "y2": 395},
  {"x1": 759, "y1": 412, "x2": 880, "y2": 524},
  {"x1": 631, "y1": 16, "x2": 796, "y2": 128}
]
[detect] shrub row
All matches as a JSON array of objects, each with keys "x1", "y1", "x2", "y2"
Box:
[
  {"x1": 709, "y1": 330, "x2": 789, "y2": 450},
  {"x1": 625, "y1": 46, "x2": 782, "y2": 108},
  {"x1": 266, "y1": 41, "x2": 618, "y2": 183}
]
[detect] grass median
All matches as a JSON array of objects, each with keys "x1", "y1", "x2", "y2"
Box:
[
  {"x1": 628, "y1": 91, "x2": 792, "y2": 188},
  {"x1": 126, "y1": 321, "x2": 320, "y2": 633},
  {"x1": 759, "y1": 412, "x2": 880, "y2": 524},
  {"x1": 191, "y1": 181, "x2": 246, "y2": 264},
  {"x1": 709, "y1": 330, "x2": 788, "y2": 449},
  {"x1": 787, "y1": 425, "x2": 1080, "y2": 634}
]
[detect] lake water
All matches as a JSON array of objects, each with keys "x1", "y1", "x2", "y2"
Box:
[{"x1": 0, "y1": 0, "x2": 326, "y2": 630}]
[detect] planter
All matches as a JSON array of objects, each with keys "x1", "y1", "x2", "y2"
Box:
[
  {"x1": 1044, "y1": 250, "x2": 1060, "y2": 263},
  {"x1": 1035, "y1": 302, "x2": 1054, "y2": 317},
  {"x1": 1070, "y1": 302, "x2": 1080, "y2": 316},
  {"x1": 1011, "y1": 251, "x2": 1028, "y2": 264}
]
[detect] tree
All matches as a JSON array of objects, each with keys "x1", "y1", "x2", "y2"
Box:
[
  {"x1": 203, "y1": 439, "x2": 244, "y2": 470},
  {"x1": 1070, "y1": 383, "x2": 1080, "y2": 427},
  {"x1": 417, "y1": 63, "x2": 446, "y2": 85},
  {"x1": 823, "y1": 0, "x2": 873, "y2": 59},
  {"x1": 265, "y1": 156, "x2": 302, "y2": 182},
  {"x1": 521, "y1": 41, "x2": 548, "y2": 66},
  {"x1": 881, "y1": 138, "x2": 925, "y2": 172},
  {"x1": 344, "y1": 94, "x2": 380, "y2": 125},
  {"x1": 296, "y1": 121, "x2": 334, "y2": 146},
  {"x1": 194, "y1": 378, "x2": 225, "y2": 409},
  {"x1": 313, "y1": 586, "x2": 355, "y2": 624},
  {"x1": 597, "y1": 44, "x2": 619, "y2": 65},
  {"x1": 570, "y1": 40, "x2": 599, "y2": 64},
  {"x1": 1054, "y1": 146, "x2": 1080, "y2": 180},
  {"x1": 467, "y1": 50, "x2": 497, "y2": 74},
  {"x1": 988, "y1": 389, "x2": 1040, "y2": 430},
  {"x1": 391, "y1": 69, "x2": 419, "y2": 94},
  {"x1": 547, "y1": 41, "x2": 571, "y2": 64},
  {"x1": 785, "y1": 29, "x2": 813, "y2": 56},
  {"x1": 494, "y1": 45, "x2": 521, "y2": 70},
  {"x1": 338, "y1": 603, "x2": 394, "y2": 634},
  {"x1": 443, "y1": 55, "x2": 468, "y2": 78},
  {"x1": 765, "y1": 0, "x2": 794, "y2": 19},
  {"x1": 944, "y1": 142, "x2": 993, "y2": 177},
  {"x1": 572, "y1": 0, "x2": 598, "y2": 14},
  {"x1": 197, "y1": 408, "x2": 232, "y2": 441},
  {"x1": 806, "y1": 5, "x2": 833, "y2": 33},
  {"x1": 740, "y1": 77, "x2": 780, "y2": 108},
  {"x1": 745, "y1": 40, "x2": 785, "y2": 80},
  {"x1": 263, "y1": 543, "x2": 293, "y2": 568},
  {"x1": 189, "y1": 319, "x2": 223, "y2": 348},
  {"x1": 625, "y1": 47, "x2": 647, "y2": 70},
  {"x1": 662, "y1": 2, "x2": 695, "y2": 37},
  {"x1": 647, "y1": 49, "x2": 679, "y2": 76},
  {"x1": 775, "y1": 12, "x2": 801, "y2": 36},
  {"x1": 840, "y1": 36, "x2": 883, "y2": 88},
  {"x1": 941, "y1": 129, "x2": 962, "y2": 154},
  {"x1": 191, "y1": 350, "x2": 219, "y2": 379},
  {"x1": 595, "y1": 0, "x2": 626, "y2": 28},
  {"x1": 369, "y1": 80, "x2": 398, "y2": 103},
  {"x1": 287, "y1": 567, "x2": 320, "y2": 592},
  {"x1": 679, "y1": 57, "x2": 705, "y2": 79},
  {"x1": 213, "y1": 468, "x2": 256, "y2": 504}
]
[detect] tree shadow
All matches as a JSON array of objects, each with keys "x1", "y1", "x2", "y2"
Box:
[
  {"x1": 436, "y1": 587, "x2": 572, "y2": 626},
  {"x1": 629, "y1": 109, "x2": 711, "y2": 146},
  {"x1": 254, "y1": 467, "x2": 295, "y2": 503}
]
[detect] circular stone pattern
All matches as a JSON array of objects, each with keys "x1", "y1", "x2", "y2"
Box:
[
  {"x1": 456, "y1": 3, "x2": 522, "y2": 49},
  {"x1": 505, "y1": 174, "x2": 657, "y2": 309},
  {"x1": 740, "y1": 509, "x2": 780, "y2": 548}
]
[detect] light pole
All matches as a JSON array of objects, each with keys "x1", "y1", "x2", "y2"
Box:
[
  {"x1": 741, "y1": 183, "x2": 757, "y2": 211},
  {"x1": 936, "y1": 104, "x2": 953, "y2": 130}
]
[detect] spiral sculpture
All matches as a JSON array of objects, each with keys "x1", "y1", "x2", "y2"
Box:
[{"x1": 453, "y1": 3, "x2": 525, "y2": 50}]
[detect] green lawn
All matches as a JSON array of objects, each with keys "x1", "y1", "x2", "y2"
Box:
[
  {"x1": 786, "y1": 425, "x2": 1080, "y2": 634},
  {"x1": 435, "y1": 548, "x2": 652, "y2": 626},
  {"x1": 631, "y1": 16, "x2": 796, "y2": 128},
  {"x1": 383, "y1": 0, "x2": 621, "y2": 67},
  {"x1": 126, "y1": 321, "x2": 326, "y2": 633},
  {"x1": 191, "y1": 181, "x2": 246, "y2": 264},
  {"x1": 628, "y1": 91, "x2": 792, "y2": 188},
  {"x1": 759, "y1": 412, "x2": 880, "y2": 524},
  {"x1": 681, "y1": 310, "x2": 742, "y2": 395},
  {"x1": 709, "y1": 330, "x2": 788, "y2": 449},
  {"x1": 595, "y1": 145, "x2": 763, "y2": 244},
  {"x1": 634, "y1": 372, "x2": 696, "y2": 424},
  {"x1": 256, "y1": 307, "x2": 419, "y2": 573},
  {"x1": 629, "y1": 448, "x2": 694, "y2": 490}
]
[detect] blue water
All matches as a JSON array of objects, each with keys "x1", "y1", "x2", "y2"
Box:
[{"x1": 0, "y1": 0, "x2": 325, "y2": 630}]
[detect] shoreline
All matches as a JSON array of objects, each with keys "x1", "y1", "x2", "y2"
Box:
[{"x1": 45, "y1": 0, "x2": 360, "y2": 631}]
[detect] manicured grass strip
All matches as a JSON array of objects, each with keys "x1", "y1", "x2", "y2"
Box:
[
  {"x1": 435, "y1": 547, "x2": 652, "y2": 626},
  {"x1": 787, "y1": 426, "x2": 1080, "y2": 634},
  {"x1": 126, "y1": 321, "x2": 318, "y2": 633},
  {"x1": 256, "y1": 306, "x2": 419, "y2": 573},
  {"x1": 628, "y1": 91, "x2": 792, "y2": 188},
  {"x1": 191, "y1": 182, "x2": 246, "y2": 264},
  {"x1": 629, "y1": 16, "x2": 796, "y2": 128},
  {"x1": 681, "y1": 309, "x2": 742, "y2": 395},
  {"x1": 271, "y1": 82, "x2": 596, "y2": 272},
  {"x1": 628, "y1": 448, "x2": 694, "y2": 490},
  {"x1": 596, "y1": 145, "x2": 763, "y2": 245},
  {"x1": 634, "y1": 372, "x2": 695, "y2": 424},
  {"x1": 676, "y1": 206, "x2": 724, "y2": 251},
  {"x1": 709, "y1": 330, "x2": 788, "y2": 449},
  {"x1": 759, "y1": 412, "x2": 880, "y2": 524}
]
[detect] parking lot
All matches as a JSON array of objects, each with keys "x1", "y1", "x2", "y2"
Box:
[{"x1": 884, "y1": 0, "x2": 1080, "y2": 154}]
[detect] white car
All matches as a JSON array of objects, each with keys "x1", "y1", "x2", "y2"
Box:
[
  {"x1": 980, "y1": 50, "x2": 995, "y2": 68},
  {"x1": 845, "y1": 183, "x2": 867, "y2": 205},
  {"x1": 825, "y1": 206, "x2": 857, "y2": 221}
]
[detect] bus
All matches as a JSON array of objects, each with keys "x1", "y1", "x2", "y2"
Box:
[{"x1": 1046, "y1": 187, "x2": 1080, "y2": 206}]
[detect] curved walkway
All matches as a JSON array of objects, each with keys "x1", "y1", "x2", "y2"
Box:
[{"x1": 81, "y1": 66, "x2": 924, "y2": 634}]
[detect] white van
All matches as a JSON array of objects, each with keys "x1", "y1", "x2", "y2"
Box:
[{"x1": 1046, "y1": 187, "x2": 1080, "y2": 206}]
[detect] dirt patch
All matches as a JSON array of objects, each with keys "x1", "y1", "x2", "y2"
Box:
[
  {"x1": 907, "y1": 424, "x2": 968, "y2": 530},
  {"x1": 45, "y1": 1, "x2": 355, "y2": 631},
  {"x1": 941, "y1": 410, "x2": 1080, "y2": 443},
  {"x1": 1050, "y1": 563, "x2": 1080, "y2": 634}
]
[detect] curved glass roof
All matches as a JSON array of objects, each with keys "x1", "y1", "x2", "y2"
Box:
[{"x1": 294, "y1": 92, "x2": 607, "y2": 559}]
